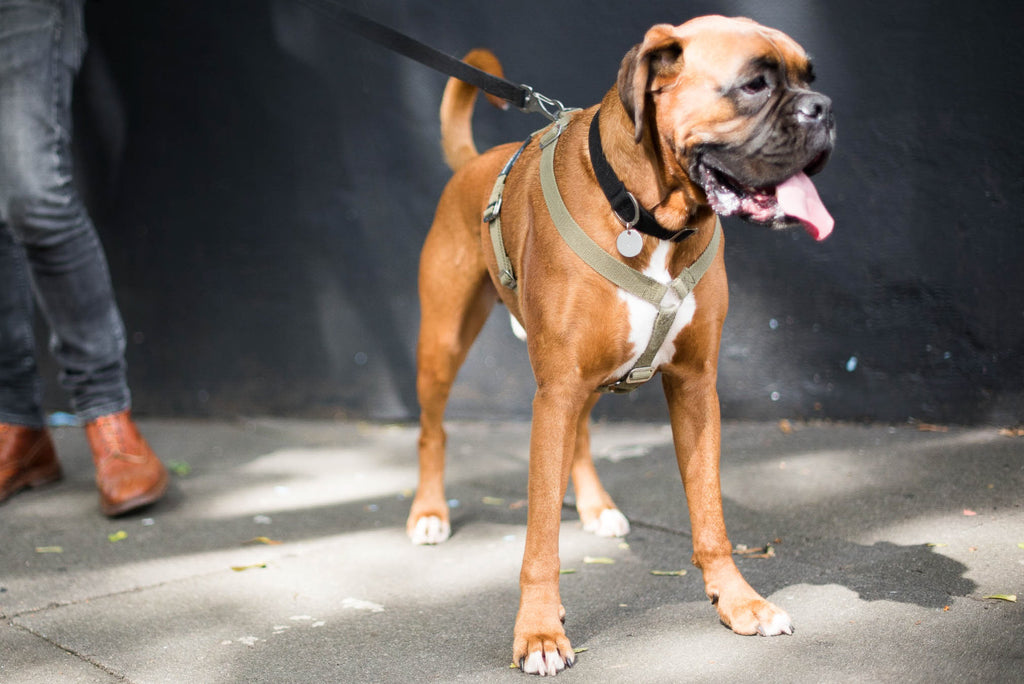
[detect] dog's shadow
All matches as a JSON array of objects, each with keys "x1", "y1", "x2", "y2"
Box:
[{"x1": 728, "y1": 536, "x2": 976, "y2": 608}]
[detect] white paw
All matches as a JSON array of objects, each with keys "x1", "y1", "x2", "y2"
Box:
[
  {"x1": 582, "y1": 508, "x2": 630, "y2": 538},
  {"x1": 758, "y1": 609, "x2": 794, "y2": 636},
  {"x1": 521, "y1": 648, "x2": 572, "y2": 676},
  {"x1": 409, "y1": 516, "x2": 450, "y2": 545}
]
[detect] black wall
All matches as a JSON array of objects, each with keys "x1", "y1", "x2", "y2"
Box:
[{"x1": 58, "y1": 0, "x2": 1023, "y2": 425}]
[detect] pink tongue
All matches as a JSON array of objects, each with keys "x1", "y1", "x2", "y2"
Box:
[{"x1": 776, "y1": 173, "x2": 834, "y2": 241}]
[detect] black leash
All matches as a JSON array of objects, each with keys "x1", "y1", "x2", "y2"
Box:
[
  {"x1": 299, "y1": 1, "x2": 689, "y2": 242},
  {"x1": 294, "y1": 0, "x2": 569, "y2": 121}
]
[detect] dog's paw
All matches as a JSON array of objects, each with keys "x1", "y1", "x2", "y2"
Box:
[
  {"x1": 520, "y1": 647, "x2": 574, "y2": 676},
  {"x1": 408, "y1": 515, "x2": 451, "y2": 545},
  {"x1": 514, "y1": 606, "x2": 575, "y2": 676},
  {"x1": 581, "y1": 508, "x2": 630, "y2": 538},
  {"x1": 754, "y1": 608, "x2": 794, "y2": 637},
  {"x1": 716, "y1": 594, "x2": 793, "y2": 637}
]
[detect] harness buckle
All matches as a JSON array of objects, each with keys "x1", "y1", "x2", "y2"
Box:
[
  {"x1": 483, "y1": 197, "x2": 502, "y2": 223},
  {"x1": 626, "y1": 367, "x2": 655, "y2": 384}
]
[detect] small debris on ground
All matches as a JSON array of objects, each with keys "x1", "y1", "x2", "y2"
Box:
[{"x1": 733, "y1": 543, "x2": 776, "y2": 559}]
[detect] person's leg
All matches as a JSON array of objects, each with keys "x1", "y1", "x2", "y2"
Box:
[
  {"x1": 0, "y1": 225, "x2": 45, "y2": 429},
  {"x1": 0, "y1": 0, "x2": 130, "y2": 420},
  {"x1": 0, "y1": 0, "x2": 165, "y2": 513},
  {"x1": 0, "y1": 224, "x2": 62, "y2": 503}
]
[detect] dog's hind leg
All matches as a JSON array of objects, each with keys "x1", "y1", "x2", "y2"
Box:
[
  {"x1": 570, "y1": 393, "x2": 630, "y2": 537},
  {"x1": 407, "y1": 219, "x2": 497, "y2": 545}
]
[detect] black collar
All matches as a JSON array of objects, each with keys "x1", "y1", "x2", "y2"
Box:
[{"x1": 588, "y1": 111, "x2": 695, "y2": 242}]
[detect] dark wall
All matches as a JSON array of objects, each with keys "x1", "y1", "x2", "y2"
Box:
[{"x1": 58, "y1": 0, "x2": 1023, "y2": 425}]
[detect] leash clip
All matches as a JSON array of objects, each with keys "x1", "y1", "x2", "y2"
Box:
[{"x1": 519, "y1": 85, "x2": 568, "y2": 122}]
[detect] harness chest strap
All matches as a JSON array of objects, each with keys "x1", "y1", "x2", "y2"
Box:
[{"x1": 485, "y1": 114, "x2": 722, "y2": 392}]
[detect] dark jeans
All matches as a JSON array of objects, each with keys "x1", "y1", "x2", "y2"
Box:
[{"x1": 0, "y1": 0, "x2": 129, "y2": 428}]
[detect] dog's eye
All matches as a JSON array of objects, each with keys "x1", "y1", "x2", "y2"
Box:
[{"x1": 741, "y1": 76, "x2": 769, "y2": 94}]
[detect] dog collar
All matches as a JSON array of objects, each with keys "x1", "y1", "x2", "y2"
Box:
[{"x1": 588, "y1": 111, "x2": 695, "y2": 243}]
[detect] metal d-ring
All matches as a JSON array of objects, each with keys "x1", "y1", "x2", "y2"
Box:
[{"x1": 620, "y1": 192, "x2": 640, "y2": 229}]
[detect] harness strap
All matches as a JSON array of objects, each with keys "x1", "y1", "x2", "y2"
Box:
[
  {"x1": 484, "y1": 137, "x2": 533, "y2": 289},
  {"x1": 539, "y1": 114, "x2": 722, "y2": 393},
  {"x1": 485, "y1": 112, "x2": 721, "y2": 393}
]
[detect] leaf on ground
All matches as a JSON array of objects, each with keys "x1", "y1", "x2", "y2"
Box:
[
  {"x1": 926, "y1": 542, "x2": 948, "y2": 547},
  {"x1": 559, "y1": 568, "x2": 577, "y2": 575},
  {"x1": 1017, "y1": 543, "x2": 1024, "y2": 550},
  {"x1": 230, "y1": 562, "x2": 267, "y2": 572},
  {"x1": 997, "y1": 428, "x2": 1024, "y2": 438},
  {"x1": 983, "y1": 594, "x2": 1017, "y2": 602},
  {"x1": 108, "y1": 530, "x2": 127, "y2": 543},
  {"x1": 481, "y1": 496, "x2": 505, "y2": 506},
  {"x1": 650, "y1": 569, "x2": 687, "y2": 576},
  {"x1": 916, "y1": 423, "x2": 949, "y2": 432},
  {"x1": 35, "y1": 546, "x2": 63, "y2": 553},
  {"x1": 242, "y1": 536, "x2": 282, "y2": 546},
  {"x1": 167, "y1": 460, "x2": 191, "y2": 476},
  {"x1": 778, "y1": 419, "x2": 794, "y2": 434},
  {"x1": 573, "y1": 647, "x2": 588, "y2": 654},
  {"x1": 583, "y1": 556, "x2": 615, "y2": 565}
]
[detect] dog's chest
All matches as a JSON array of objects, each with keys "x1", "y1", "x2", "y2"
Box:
[{"x1": 606, "y1": 241, "x2": 696, "y2": 383}]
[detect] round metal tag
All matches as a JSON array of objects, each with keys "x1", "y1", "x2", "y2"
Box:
[{"x1": 616, "y1": 229, "x2": 643, "y2": 258}]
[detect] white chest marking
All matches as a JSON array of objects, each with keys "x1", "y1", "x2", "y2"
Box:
[{"x1": 606, "y1": 241, "x2": 697, "y2": 383}]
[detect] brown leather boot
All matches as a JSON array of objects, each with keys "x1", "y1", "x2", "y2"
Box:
[
  {"x1": 0, "y1": 423, "x2": 63, "y2": 503},
  {"x1": 85, "y1": 410, "x2": 168, "y2": 516}
]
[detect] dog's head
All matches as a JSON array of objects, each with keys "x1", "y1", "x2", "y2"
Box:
[{"x1": 618, "y1": 16, "x2": 835, "y2": 239}]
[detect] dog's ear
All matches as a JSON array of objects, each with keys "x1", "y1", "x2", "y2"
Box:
[{"x1": 616, "y1": 24, "x2": 684, "y2": 143}]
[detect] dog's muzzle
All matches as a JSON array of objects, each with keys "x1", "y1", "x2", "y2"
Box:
[{"x1": 691, "y1": 90, "x2": 836, "y2": 240}]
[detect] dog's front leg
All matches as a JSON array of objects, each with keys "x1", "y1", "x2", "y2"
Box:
[
  {"x1": 662, "y1": 371, "x2": 793, "y2": 636},
  {"x1": 513, "y1": 385, "x2": 582, "y2": 675}
]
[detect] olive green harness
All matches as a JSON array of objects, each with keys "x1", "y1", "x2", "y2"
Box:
[{"x1": 484, "y1": 114, "x2": 722, "y2": 393}]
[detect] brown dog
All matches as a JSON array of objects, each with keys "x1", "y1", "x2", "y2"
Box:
[{"x1": 408, "y1": 15, "x2": 834, "y2": 675}]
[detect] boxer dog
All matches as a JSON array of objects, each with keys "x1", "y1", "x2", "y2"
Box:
[{"x1": 407, "y1": 15, "x2": 834, "y2": 675}]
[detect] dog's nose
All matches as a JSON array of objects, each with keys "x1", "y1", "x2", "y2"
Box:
[{"x1": 796, "y1": 93, "x2": 832, "y2": 125}]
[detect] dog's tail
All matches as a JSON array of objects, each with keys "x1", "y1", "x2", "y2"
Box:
[{"x1": 440, "y1": 48, "x2": 509, "y2": 172}]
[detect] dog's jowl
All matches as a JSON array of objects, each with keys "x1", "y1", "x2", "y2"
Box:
[{"x1": 407, "y1": 15, "x2": 834, "y2": 676}]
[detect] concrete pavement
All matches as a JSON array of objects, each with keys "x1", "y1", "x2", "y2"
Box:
[{"x1": 2, "y1": 417, "x2": 1022, "y2": 682}]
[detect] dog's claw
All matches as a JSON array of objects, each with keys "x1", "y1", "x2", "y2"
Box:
[
  {"x1": 520, "y1": 648, "x2": 573, "y2": 676},
  {"x1": 409, "y1": 515, "x2": 451, "y2": 545},
  {"x1": 755, "y1": 608, "x2": 794, "y2": 636}
]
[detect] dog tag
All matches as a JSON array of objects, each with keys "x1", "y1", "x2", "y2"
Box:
[{"x1": 616, "y1": 228, "x2": 643, "y2": 258}]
